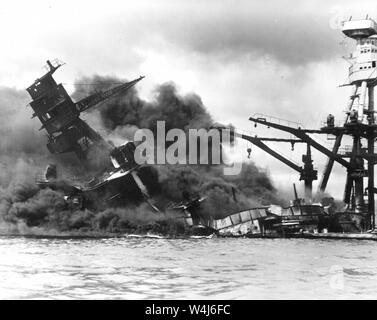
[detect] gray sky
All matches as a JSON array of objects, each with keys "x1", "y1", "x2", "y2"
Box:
[{"x1": 1, "y1": 0, "x2": 377, "y2": 198}]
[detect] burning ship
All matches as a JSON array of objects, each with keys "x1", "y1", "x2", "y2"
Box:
[
  {"x1": 24, "y1": 16, "x2": 377, "y2": 239},
  {"x1": 26, "y1": 59, "x2": 159, "y2": 212},
  {"x1": 27, "y1": 60, "x2": 143, "y2": 162}
]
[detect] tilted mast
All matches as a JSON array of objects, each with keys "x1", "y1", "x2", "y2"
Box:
[{"x1": 26, "y1": 59, "x2": 144, "y2": 161}]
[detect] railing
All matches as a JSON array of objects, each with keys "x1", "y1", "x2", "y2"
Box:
[
  {"x1": 252, "y1": 113, "x2": 304, "y2": 129},
  {"x1": 42, "y1": 58, "x2": 65, "y2": 73},
  {"x1": 321, "y1": 120, "x2": 344, "y2": 128}
]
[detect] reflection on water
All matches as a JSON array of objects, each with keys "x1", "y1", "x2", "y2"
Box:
[{"x1": 0, "y1": 236, "x2": 377, "y2": 299}]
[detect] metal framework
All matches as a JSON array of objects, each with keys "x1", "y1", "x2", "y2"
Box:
[
  {"x1": 233, "y1": 130, "x2": 317, "y2": 201},
  {"x1": 227, "y1": 17, "x2": 377, "y2": 229},
  {"x1": 26, "y1": 60, "x2": 144, "y2": 161}
]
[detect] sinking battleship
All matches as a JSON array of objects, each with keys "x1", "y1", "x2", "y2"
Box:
[{"x1": 27, "y1": 59, "x2": 159, "y2": 212}]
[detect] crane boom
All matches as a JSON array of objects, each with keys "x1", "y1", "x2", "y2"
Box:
[
  {"x1": 318, "y1": 134, "x2": 343, "y2": 192},
  {"x1": 224, "y1": 128, "x2": 317, "y2": 201},
  {"x1": 75, "y1": 76, "x2": 145, "y2": 113},
  {"x1": 249, "y1": 116, "x2": 352, "y2": 169},
  {"x1": 238, "y1": 132, "x2": 303, "y2": 173}
]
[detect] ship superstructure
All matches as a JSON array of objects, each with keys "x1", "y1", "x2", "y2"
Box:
[
  {"x1": 27, "y1": 60, "x2": 160, "y2": 210},
  {"x1": 26, "y1": 59, "x2": 144, "y2": 162},
  {"x1": 213, "y1": 17, "x2": 377, "y2": 232},
  {"x1": 319, "y1": 17, "x2": 377, "y2": 225}
]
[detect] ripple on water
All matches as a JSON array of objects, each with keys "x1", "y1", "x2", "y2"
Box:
[{"x1": 0, "y1": 237, "x2": 377, "y2": 299}]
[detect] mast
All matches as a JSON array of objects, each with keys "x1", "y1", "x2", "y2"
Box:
[
  {"x1": 341, "y1": 18, "x2": 377, "y2": 227},
  {"x1": 368, "y1": 85, "x2": 375, "y2": 227},
  {"x1": 240, "y1": 17, "x2": 377, "y2": 230},
  {"x1": 26, "y1": 60, "x2": 144, "y2": 163}
]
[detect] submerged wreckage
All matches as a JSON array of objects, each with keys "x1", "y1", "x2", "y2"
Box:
[{"x1": 25, "y1": 17, "x2": 377, "y2": 239}]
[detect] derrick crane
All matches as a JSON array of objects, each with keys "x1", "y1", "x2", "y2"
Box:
[
  {"x1": 214, "y1": 126, "x2": 318, "y2": 201},
  {"x1": 248, "y1": 116, "x2": 352, "y2": 169},
  {"x1": 239, "y1": 132, "x2": 318, "y2": 202},
  {"x1": 248, "y1": 115, "x2": 358, "y2": 203}
]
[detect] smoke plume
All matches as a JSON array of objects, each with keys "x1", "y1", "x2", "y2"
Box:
[{"x1": 0, "y1": 77, "x2": 281, "y2": 236}]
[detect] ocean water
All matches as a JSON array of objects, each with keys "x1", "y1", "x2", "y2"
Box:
[{"x1": 0, "y1": 236, "x2": 376, "y2": 299}]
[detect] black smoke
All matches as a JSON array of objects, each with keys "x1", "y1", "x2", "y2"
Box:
[
  {"x1": 73, "y1": 76, "x2": 281, "y2": 216},
  {"x1": 0, "y1": 78, "x2": 281, "y2": 235}
]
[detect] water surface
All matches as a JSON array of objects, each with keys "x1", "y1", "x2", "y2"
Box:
[{"x1": 0, "y1": 236, "x2": 376, "y2": 299}]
